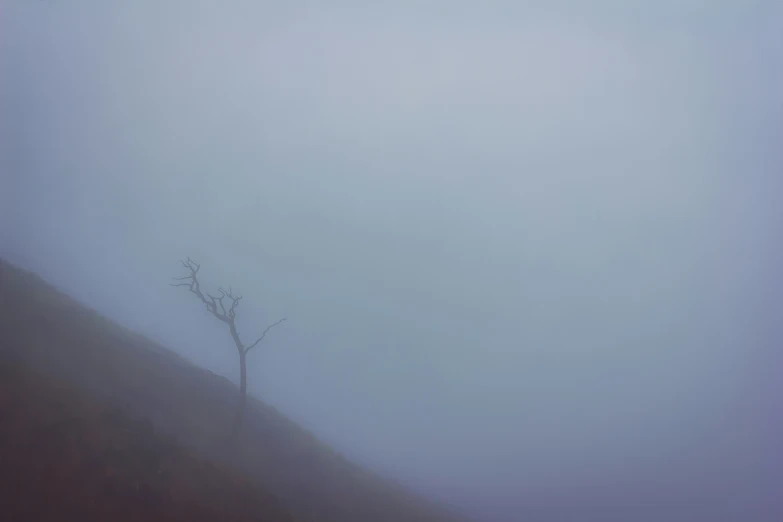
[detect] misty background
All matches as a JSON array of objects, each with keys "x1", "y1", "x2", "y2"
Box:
[{"x1": 2, "y1": 1, "x2": 782, "y2": 520}]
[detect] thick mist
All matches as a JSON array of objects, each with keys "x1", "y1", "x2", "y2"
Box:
[{"x1": 3, "y1": 1, "x2": 782, "y2": 520}]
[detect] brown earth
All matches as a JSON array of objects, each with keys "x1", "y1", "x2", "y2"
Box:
[
  {"x1": 0, "y1": 352, "x2": 294, "y2": 522},
  {"x1": 0, "y1": 259, "x2": 468, "y2": 522}
]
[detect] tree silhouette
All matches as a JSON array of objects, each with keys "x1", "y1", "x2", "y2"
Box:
[{"x1": 171, "y1": 257, "x2": 285, "y2": 439}]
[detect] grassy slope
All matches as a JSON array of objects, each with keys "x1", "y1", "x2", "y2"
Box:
[
  {"x1": 0, "y1": 352, "x2": 295, "y2": 522},
  {"x1": 0, "y1": 259, "x2": 467, "y2": 522}
]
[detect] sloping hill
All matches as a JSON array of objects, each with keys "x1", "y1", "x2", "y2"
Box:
[
  {"x1": 0, "y1": 259, "x2": 467, "y2": 522},
  {"x1": 0, "y1": 351, "x2": 294, "y2": 522}
]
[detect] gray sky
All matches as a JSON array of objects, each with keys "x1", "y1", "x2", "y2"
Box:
[{"x1": 3, "y1": 1, "x2": 783, "y2": 520}]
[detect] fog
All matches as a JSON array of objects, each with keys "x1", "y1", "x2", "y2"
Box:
[{"x1": 2, "y1": 1, "x2": 782, "y2": 520}]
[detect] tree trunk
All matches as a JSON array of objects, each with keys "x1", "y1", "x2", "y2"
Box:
[{"x1": 231, "y1": 349, "x2": 247, "y2": 440}]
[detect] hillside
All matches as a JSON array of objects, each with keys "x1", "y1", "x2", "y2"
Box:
[
  {"x1": 0, "y1": 259, "x2": 467, "y2": 522},
  {"x1": 0, "y1": 351, "x2": 294, "y2": 522}
]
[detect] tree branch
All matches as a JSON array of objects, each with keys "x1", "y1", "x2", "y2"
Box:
[
  {"x1": 244, "y1": 318, "x2": 287, "y2": 354},
  {"x1": 172, "y1": 258, "x2": 229, "y2": 322},
  {"x1": 173, "y1": 258, "x2": 286, "y2": 357},
  {"x1": 210, "y1": 291, "x2": 227, "y2": 316},
  {"x1": 220, "y1": 287, "x2": 242, "y2": 319}
]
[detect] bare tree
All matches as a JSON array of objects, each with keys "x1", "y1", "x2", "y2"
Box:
[{"x1": 172, "y1": 257, "x2": 286, "y2": 439}]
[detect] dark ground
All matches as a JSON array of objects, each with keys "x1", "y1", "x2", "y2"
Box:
[{"x1": 0, "y1": 259, "x2": 468, "y2": 522}]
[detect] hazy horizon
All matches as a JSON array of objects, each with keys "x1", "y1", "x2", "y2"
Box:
[{"x1": 3, "y1": 1, "x2": 782, "y2": 520}]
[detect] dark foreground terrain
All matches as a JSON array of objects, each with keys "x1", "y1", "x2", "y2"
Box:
[
  {"x1": 0, "y1": 352, "x2": 293, "y2": 522},
  {"x1": 0, "y1": 259, "x2": 465, "y2": 522}
]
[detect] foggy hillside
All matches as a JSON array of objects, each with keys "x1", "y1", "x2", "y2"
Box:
[
  {"x1": 2, "y1": 1, "x2": 783, "y2": 521},
  {"x1": 0, "y1": 259, "x2": 467, "y2": 522},
  {"x1": 1, "y1": 350, "x2": 295, "y2": 522}
]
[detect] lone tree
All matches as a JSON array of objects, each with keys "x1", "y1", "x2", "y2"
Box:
[{"x1": 172, "y1": 257, "x2": 286, "y2": 439}]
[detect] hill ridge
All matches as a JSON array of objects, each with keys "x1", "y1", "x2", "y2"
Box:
[{"x1": 0, "y1": 258, "x2": 468, "y2": 522}]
